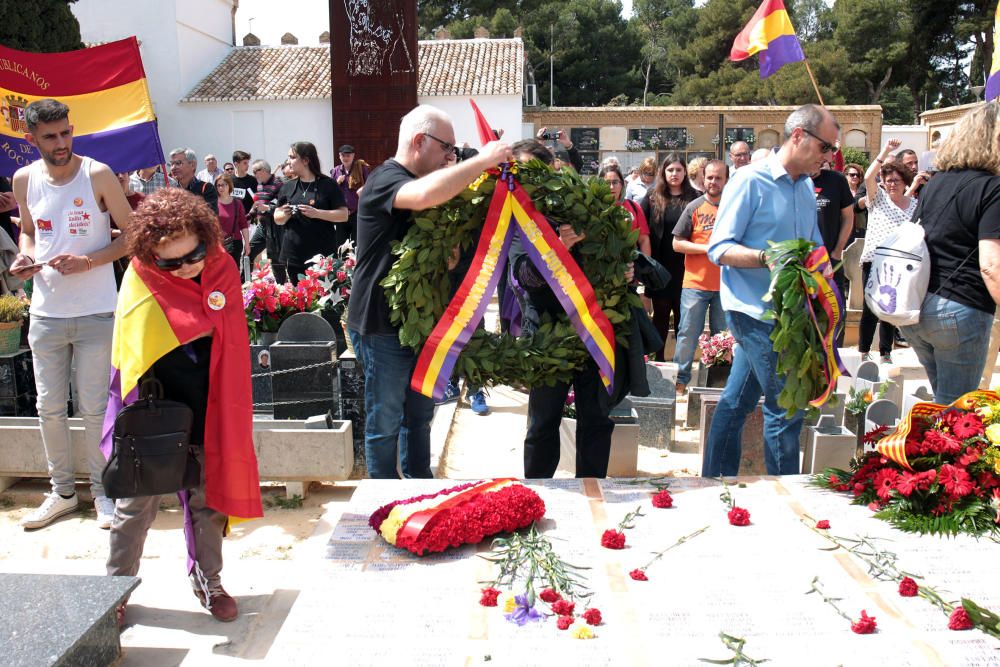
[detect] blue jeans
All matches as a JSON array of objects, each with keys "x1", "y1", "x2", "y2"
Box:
[
  {"x1": 703, "y1": 311, "x2": 804, "y2": 476},
  {"x1": 899, "y1": 294, "x2": 993, "y2": 405},
  {"x1": 355, "y1": 332, "x2": 434, "y2": 479},
  {"x1": 673, "y1": 288, "x2": 725, "y2": 385}
]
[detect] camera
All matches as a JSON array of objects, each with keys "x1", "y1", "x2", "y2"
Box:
[
  {"x1": 289, "y1": 204, "x2": 301, "y2": 216},
  {"x1": 541, "y1": 131, "x2": 559, "y2": 141}
]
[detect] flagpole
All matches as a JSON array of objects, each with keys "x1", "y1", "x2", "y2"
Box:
[{"x1": 803, "y1": 59, "x2": 825, "y2": 106}]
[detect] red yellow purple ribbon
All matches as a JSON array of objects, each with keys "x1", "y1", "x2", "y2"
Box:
[{"x1": 803, "y1": 246, "x2": 847, "y2": 408}]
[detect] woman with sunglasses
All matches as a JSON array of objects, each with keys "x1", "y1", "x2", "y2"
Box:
[
  {"x1": 859, "y1": 139, "x2": 917, "y2": 364},
  {"x1": 103, "y1": 188, "x2": 262, "y2": 626},
  {"x1": 273, "y1": 141, "x2": 349, "y2": 281},
  {"x1": 843, "y1": 162, "x2": 867, "y2": 239}
]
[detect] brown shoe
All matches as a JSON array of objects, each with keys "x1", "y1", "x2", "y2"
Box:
[
  {"x1": 676, "y1": 382, "x2": 687, "y2": 396},
  {"x1": 194, "y1": 586, "x2": 239, "y2": 622}
]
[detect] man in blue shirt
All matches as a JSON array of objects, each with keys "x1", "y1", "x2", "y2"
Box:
[{"x1": 703, "y1": 104, "x2": 840, "y2": 476}]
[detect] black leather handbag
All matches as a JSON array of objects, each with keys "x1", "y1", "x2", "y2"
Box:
[{"x1": 101, "y1": 377, "x2": 200, "y2": 499}]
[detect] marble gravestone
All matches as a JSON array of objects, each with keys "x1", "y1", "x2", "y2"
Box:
[
  {"x1": 802, "y1": 413, "x2": 856, "y2": 474},
  {"x1": 338, "y1": 349, "x2": 366, "y2": 478},
  {"x1": 0, "y1": 573, "x2": 139, "y2": 667},
  {"x1": 628, "y1": 362, "x2": 676, "y2": 450},
  {"x1": 271, "y1": 313, "x2": 339, "y2": 420},
  {"x1": 855, "y1": 360, "x2": 880, "y2": 383},
  {"x1": 699, "y1": 393, "x2": 767, "y2": 475}
]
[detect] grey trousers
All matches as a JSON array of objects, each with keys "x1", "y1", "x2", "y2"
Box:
[
  {"x1": 106, "y1": 460, "x2": 227, "y2": 589},
  {"x1": 28, "y1": 313, "x2": 114, "y2": 497}
]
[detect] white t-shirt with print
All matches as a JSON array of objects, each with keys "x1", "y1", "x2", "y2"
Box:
[{"x1": 860, "y1": 186, "x2": 918, "y2": 263}]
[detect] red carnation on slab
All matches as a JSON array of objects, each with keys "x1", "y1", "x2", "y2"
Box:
[
  {"x1": 948, "y1": 607, "x2": 974, "y2": 631},
  {"x1": 552, "y1": 599, "x2": 575, "y2": 617},
  {"x1": 898, "y1": 577, "x2": 918, "y2": 597},
  {"x1": 583, "y1": 608, "x2": 603, "y2": 625},
  {"x1": 851, "y1": 610, "x2": 877, "y2": 634},
  {"x1": 539, "y1": 588, "x2": 561, "y2": 604},
  {"x1": 815, "y1": 519, "x2": 830, "y2": 529},
  {"x1": 556, "y1": 615, "x2": 573, "y2": 630},
  {"x1": 629, "y1": 568, "x2": 648, "y2": 581},
  {"x1": 479, "y1": 588, "x2": 500, "y2": 607},
  {"x1": 728, "y1": 506, "x2": 751, "y2": 526},
  {"x1": 601, "y1": 529, "x2": 626, "y2": 549},
  {"x1": 651, "y1": 489, "x2": 673, "y2": 508}
]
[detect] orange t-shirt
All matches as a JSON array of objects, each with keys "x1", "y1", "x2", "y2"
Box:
[{"x1": 672, "y1": 195, "x2": 720, "y2": 291}]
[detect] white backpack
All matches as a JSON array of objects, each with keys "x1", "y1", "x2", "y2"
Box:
[
  {"x1": 864, "y1": 221, "x2": 929, "y2": 326},
  {"x1": 864, "y1": 174, "x2": 981, "y2": 327}
]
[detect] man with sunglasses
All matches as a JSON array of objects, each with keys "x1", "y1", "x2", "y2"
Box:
[
  {"x1": 347, "y1": 104, "x2": 510, "y2": 479},
  {"x1": 703, "y1": 103, "x2": 839, "y2": 478},
  {"x1": 8, "y1": 99, "x2": 134, "y2": 530}
]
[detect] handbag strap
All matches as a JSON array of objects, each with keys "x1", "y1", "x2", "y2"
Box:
[{"x1": 137, "y1": 368, "x2": 164, "y2": 400}]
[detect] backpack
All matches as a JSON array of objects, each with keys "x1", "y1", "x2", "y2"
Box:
[{"x1": 864, "y1": 175, "x2": 981, "y2": 326}]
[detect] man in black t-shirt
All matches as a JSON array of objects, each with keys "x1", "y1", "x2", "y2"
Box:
[
  {"x1": 811, "y1": 166, "x2": 854, "y2": 344},
  {"x1": 346, "y1": 105, "x2": 510, "y2": 479},
  {"x1": 231, "y1": 150, "x2": 257, "y2": 214}
]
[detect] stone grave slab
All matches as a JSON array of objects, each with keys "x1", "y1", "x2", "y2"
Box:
[
  {"x1": 557, "y1": 407, "x2": 639, "y2": 477},
  {"x1": 276, "y1": 311, "x2": 337, "y2": 341},
  {"x1": 643, "y1": 361, "x2": 677, "y2": 399},
  {"x1": 626, "y1": 395, "x2": 674, "y2": 451},
  {"x1": 699, "y1": 394, "x2": 767, "y2": 475},
  {"x1": 338, "y1": 350, "x2": 366, "y2": 477},
  {"x1": 855, "y1": 360, "x2": 880, "y2": 383},
  {"x1": 901, "y1": 386, "x2": 934, "y2": 417},
  {"x1": 799, "y1": 393, "x2": 846, "y2": 451},
  {"x1": 250, "y1": 344, "x2": 273, "y2": 413},
  {"x1": 842, "y1": 238, "x2": 865, "y2": 310},
  {"x1": 686, "y1": 386, "x2": 723, "y2": 428},
  {"x1": 802, "y1": 414, "x2": 856, "y2": 474},
  {"x1": 0, "y1": 573, "x2": 139, "y2": 667},
  {"x1": 270, "y1": 341, "x2": 338, "y2": 420}
]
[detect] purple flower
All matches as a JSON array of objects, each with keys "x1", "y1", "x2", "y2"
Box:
[{"x1": 505, "y1": 594, "x2": 543, "y2": 626}]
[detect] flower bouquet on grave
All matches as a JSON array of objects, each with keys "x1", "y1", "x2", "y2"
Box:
[
  {"x1": 368, "y1": 479, "x2": 546, "y2": 556},
  {"x1": 242, "y1": 264, "x2": 326, "y2": 343},
  {"x1": 306, "y1": 241, "x2": 356, "y2": 321},
  {"x1": 698, "y1": 330, "x2": 735, "y2": 367},
  {"x1": 845, "y1": 380, "x2": 890, "y2": 416},
  {"x1": 813, "y1": 390, "x2": 1000, "y2": 537}
]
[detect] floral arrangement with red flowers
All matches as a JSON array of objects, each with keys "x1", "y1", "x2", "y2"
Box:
[
  {"x1": 479, "y1": 524, "x2": 603, "y2": 638},
  {"x1": 698, "y1": 330, "x2": 735, "y2": 367},
  {"x1": 242, "y1": 263, "x2": 327, "y2": 342},
  {"x1": 306, "y1": 242, "x2": 356, "y2": 320},
  {"x1": 814, "y1": 391, "x2": 1000, "y2": 537},
  {"x1": 369, "y1": 479, "x2": 545, "y2": 556}
]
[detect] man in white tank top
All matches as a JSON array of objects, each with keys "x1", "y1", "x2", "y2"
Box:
[{"x1": 9, "y1": 99, "x2": 134, "y2": 530}]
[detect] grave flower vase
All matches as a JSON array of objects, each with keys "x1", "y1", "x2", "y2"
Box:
[
  {"x1": 845, "y1": 412, "x2": 865, "y2": 459},
  {"x1": 706, "y1": 364, "x2": 731, "y2": 388}
]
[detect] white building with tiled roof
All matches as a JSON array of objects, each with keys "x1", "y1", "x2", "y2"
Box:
[{"x1": 71, "y1": 0, "x2": 525, "y2": 171}]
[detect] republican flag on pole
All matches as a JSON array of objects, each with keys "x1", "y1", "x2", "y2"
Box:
[
  {"x1": 730, "y1": 0, "x2": 806, "y2": 79},
  {"x1": 0, "y1": 37, "x2": 164, "y2": 177},
  {"x1": 986, "y1": 2, "x2": 1000, "y2": 101}
]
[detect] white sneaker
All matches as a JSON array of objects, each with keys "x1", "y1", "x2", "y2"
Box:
[
  {"x1": 20, "y1": 492, "x2": 79, "y2": 530},
  {"x1": 94, "y1": 496, "x2": 116, "y2": 530}
]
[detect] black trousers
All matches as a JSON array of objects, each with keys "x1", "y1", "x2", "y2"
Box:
[
  {"x1": 523, "y1": 360, "x2": 614, "y2": 478},
  {"x1": 859, "y1": 262, "x2": 895, "y2": 355}
]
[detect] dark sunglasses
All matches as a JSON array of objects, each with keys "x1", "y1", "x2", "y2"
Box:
[
  {"x1": 424, "y1": 132, "x2": 455, "y2": 153},
  {"x1": 154, "y1": 241, "x2": 207, "y2": 271},
  {"x1": 800, "y1": 127, "x2": 838, "y2": 154},
  {"x1": 846, "y1": 172, "x2": 861, "y2": 177}
]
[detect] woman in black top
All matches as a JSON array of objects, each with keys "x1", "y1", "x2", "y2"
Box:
[
  {"x1": 274, "y1": 141, "x2": 349, "y2": 281},
  {"x1": 640, "y1": 153, "x2": 698, "y2": 361},
  {"x1": 898, "y1": 102, "x2": 1000, "y2": 404}
]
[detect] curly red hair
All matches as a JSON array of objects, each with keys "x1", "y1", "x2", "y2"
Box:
[{"x1": 128, "y1": 188, "x2": 222, "y2": 264}]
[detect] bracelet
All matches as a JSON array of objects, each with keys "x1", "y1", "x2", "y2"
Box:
[
  {"x1": 759, "y1": 249, "x2": 767, "y2": 267},
  {"x1": 875, "y1": 158, "x2": 884, "y2": 163},
  {"x1": 84, "y1": 256, "x2": 93, "y2": 270}
]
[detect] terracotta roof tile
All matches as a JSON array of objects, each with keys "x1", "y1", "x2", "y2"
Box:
[{"x1": 181, "y1": 38, "x2": 523, "y2": 103}]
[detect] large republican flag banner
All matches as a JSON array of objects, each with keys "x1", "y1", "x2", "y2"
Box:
[{"x1": 0, "y1": 36, "x2": 164, "y2": 177}]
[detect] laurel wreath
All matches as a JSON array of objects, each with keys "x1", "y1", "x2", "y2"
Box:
[{"x1": 380, "y1": 161, "x2": 639, "y2": 389}]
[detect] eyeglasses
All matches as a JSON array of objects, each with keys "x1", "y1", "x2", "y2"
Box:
[
  {"x1": 604, "y1": 179, "x2": 622, "y2": 185},
  {"x1": 168, "y1": 159, "x2": 186, "y2": 166},
  {"x1": 883, "y1": 178, "x2": 903, "y2": 185},
  {"x1": 224, "y1": 166, "x2": 235, "y2": 172},
  {"x1": 154, "y1": 241, "x2": 207, "y2": 271},
  {"x1": 846, "y1": 172, "x2": 861, "y2": 178},
  {"x1": 800, "y1": 128, "x2": 839, "y2": 154},
  {"x1": 423, "y1": 132, "x2": 455, "y2": 153}
]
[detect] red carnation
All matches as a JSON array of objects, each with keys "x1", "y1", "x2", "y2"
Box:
[
  {"x1": 815, "y1": 520, "x2": 830, "y2": 529},
  {"x1": 828, "y1": 474, "x2": 840, "y2": 485},
  {"x1": 552, "y1": 599, "x2": 575, "y2": 616},
  {"x1": 958, "y1": 446, "x2": 982, "y2": 466},
  {"x1": 728, "y1": 506, "x2": 751, "y2": 526},
  {"x1": 601, "y1": 529, "x2": 626, "y2": 549},
  {"x1": 898, "y1": 577, "x2": 918, "y2": 597},
  {"x1": 583, "y1": 608, "x2": 603, "y2": 625},
  {"x1": 479, "y1": 587, "x2": 501, "y2": 607},
  {"x1": 629, "y1": 568, "x2": 648, "y2": 581},
  {"x1": 651, "y1": 489, "x2": 673, "y2": 508},
  {"x1": 851, "y1": 610, "x2": 877, "y2": 634},
  {"x1": 539, "y1": 588, "x2": 561, "y2": 604},
  {"x1": 948, "y1": 607, "x2": 974, "y2": 631},
  {"x1": 556, "y1": 615, "x2": 573, "y2": 630}
]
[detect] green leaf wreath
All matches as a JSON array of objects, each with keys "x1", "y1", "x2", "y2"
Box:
[{"x1": 380, "y1": 160, "x2": 639, "y2": 389}]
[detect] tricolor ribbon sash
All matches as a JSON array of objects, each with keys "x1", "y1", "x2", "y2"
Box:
[
  {"x1": 0, "y1": 37, "x2": 164, "y2": 176},
  {"x1": 876, "y1": 390, "x2": 1000, "y2": 471},
  {"x1": 802, "y1": 246, "x2": 848, "y2": 408},
  {"x1": 411, "y1": 168, "x2": 616, "y2": 400}
]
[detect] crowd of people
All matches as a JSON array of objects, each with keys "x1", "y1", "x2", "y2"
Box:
[{"x1": 4, "y1": 94, "x2": 1000, "y2": 624}]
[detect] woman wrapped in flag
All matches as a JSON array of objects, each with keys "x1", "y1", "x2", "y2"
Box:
[{"x1": 103, "y1": 188, "x2": 262, "y2": 626}]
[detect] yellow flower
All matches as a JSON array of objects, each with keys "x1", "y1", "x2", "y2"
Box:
[
  {"x1": 469, "y1": 172, "x2": 490, "y2": 192},
  {"x1": 986, "y1": 424, "x2": 1000, "y2": 446},
  {"x1": 502, "y1": 594, "x2": 517, "y2": 613},
  {"x1": 571, "y1": 623, "x2": 595, "y2": 639},
  {"x1": 976, "y1": 405, "x2": 994, "y2": 422}
]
